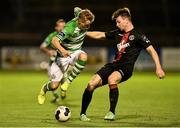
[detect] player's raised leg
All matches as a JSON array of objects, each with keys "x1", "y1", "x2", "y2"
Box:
[
  {"x1": 80, "y1": 74, "x2": 103, "y2": 121},
  {"x1": 68, "y1": 52, "x2": 87, "y2": 83},
  {"x1": 61, "y1": 52, "x2": 87, "y2": 98},
  {"x1": 38, "y1": 81, "x2": 59, "y2": 104},
  {"x1": 47, "y1": 65, "x2": 60, "y2": 103},
  {"x1": 38, "y1": 62, "x2": 63, "y2": 104},
  {"x1": 104, "y1": 71, "x2": 122, "y2": 120}
]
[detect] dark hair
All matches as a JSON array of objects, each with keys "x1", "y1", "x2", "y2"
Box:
[
  {"x1": 112, "y1": 7, "x2": 131, "y2": 21},
  {"x1": 56, "y1": 19, "x2": 66, "y2": 24}
]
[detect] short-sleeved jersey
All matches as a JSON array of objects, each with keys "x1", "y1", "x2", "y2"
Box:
[
  {"x1": 105, "y1": 28, "x2": 152, "y2": 71},
  {"x1": 42, "y1": 31, "x2": 58, "y2": 49},
  {"x1": 41, "y1": 31, "x2": 58, "y2": 61},
  {"x1": 56, "y1": 7, "x2": 87, "y2": 53},
  {"x1": 56, "y1": 18, "x2": 87, "y2": 53}
]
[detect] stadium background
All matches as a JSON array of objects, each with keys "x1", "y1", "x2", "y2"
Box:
[
  {"x1": 0, "y1": 0, "x2": 180, "y2": 70},
  {"x1": 0, "y1": 0, "x2": 180, "y2": 127}
]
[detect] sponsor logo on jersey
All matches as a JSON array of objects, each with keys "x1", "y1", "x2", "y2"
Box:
[
  {"x1": 118, "y1": 33, "x2": 123, "y2": 36},
  {"x1": 117, "y1": 42, "x2": 130, "y2": 53},
  {"x1": 58, "y1": 32, "x2": 65, "y2": 37}
]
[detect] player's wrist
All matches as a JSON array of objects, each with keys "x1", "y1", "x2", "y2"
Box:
[
  {"x1": 156, "y1": 65, "x2": 162, "y2": 71},
  {"x1": 47, "y1": 51, "x2": 52, "y2": 56}
]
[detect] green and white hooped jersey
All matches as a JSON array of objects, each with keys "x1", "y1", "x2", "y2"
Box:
[
  {"x1": 42, "y1": 31, "x2": 58, "y2": 49},
  {"x1": 56, "y1": 18, "x2": 87, "y2": 53},
  {"x1": 42, "y1": 31, "x2": 58, "y2": 61}
]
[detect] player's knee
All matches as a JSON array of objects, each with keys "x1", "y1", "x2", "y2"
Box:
[
  {"x1": 51, "y1": 82, "x2": 59, "y2": 90},
  {"x1": 108, "y1": 76, "x2": 118, "y2": 85},
  {"x1": 87, "y1": 81, "x2": 96, "y2": 91},
  {"x1": 78, "y1": 53, "x2": 87, "y2": 61}
]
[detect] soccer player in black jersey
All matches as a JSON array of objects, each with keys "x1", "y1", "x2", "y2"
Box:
[{"x1": 80, "y1": 7, "x2": 165, "y2": 121}]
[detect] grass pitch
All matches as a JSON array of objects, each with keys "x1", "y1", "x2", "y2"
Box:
[{"x1": 0, "y1": 70, "x2": 180, "y2": 127}]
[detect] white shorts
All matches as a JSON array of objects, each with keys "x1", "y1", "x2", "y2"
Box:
[{"x1": 48, "y1": 50, "x2": 85, "y2": 82}]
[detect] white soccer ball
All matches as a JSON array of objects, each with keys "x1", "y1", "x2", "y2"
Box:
[{"x1": 55, "y1": 106, "x2": 71, "y2": 122}]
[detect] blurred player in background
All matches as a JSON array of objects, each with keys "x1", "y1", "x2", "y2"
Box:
[
  {"x1": 38, "y1": 7, "x2": 95, "y2": 105},
  {"x1": 80, "y1": 7, "x2": 165, "y2": 121},
  {"x1": 40, "y1": 19, "x2": 66, "y2": 102}
]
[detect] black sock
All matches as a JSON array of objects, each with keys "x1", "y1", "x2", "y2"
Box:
[
  {"x1": 109, "y1": 85, "x2": 119, "y2": 114},
  {"x1": 80, "y1": 88, "x2": 94, "y2": 115}
]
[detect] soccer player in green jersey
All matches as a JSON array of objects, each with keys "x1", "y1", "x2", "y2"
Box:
[
  {"x1": 40, "y1": 19, "x2": 65, "y2": 102},
  {"x1": 38, "y1": 7, "x2": 95, "y2": 105},
  {"x1": 40, "y1": 19, "x2": 65, "y2": 61}
]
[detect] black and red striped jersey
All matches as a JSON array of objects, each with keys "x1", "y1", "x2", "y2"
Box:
[{"x1": 105, "y1": 28, "x2": 152, "y2": 71}]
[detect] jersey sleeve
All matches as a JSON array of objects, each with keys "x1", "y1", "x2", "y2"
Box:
[
  {"x1": 105, "y1": 29, "x2": 118, "y2": 40},
  {"x1": 56, "y1": 27, "x2": 70, "y2": 41},
  {"x1": 56, "y1": 20, "x2": 75, "y2": 42},
  {"x1": 139, "y1": 35, "x2": 152, "y2": 49},
  {"x1": 41, "y1": 41, "x2": 49, "y2": 48},
  {"x1": 42, "y1": 34, "x2": 53, "y2": 47}
]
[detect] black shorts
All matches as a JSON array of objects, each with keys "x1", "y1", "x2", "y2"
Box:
[{"x1": 96, "y1": 63, "x2": 133, "y2": 85}]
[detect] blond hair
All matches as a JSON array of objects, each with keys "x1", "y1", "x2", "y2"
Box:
[{"x1": 79, "y1": 9, "x2": 95, "y2": 23}]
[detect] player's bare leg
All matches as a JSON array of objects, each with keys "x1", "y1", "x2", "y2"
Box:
[
  {"x1": 104, "y1": 71, "x2": 122, "y2": 120},
  {"x1": 38, "y1": 81, "x2": 59, "y2": 105},
  {"x1": 80, "y1": 74, "x2": 103, "y2": 121},
  {"x1": 61, "y1": 52, "x2": 87, "y2": 99}
]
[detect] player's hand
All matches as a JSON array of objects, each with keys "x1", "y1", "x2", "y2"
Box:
[
  {"x1": 156, "y1": 68, "x2": 165, "y2": 79},
  {"x1": 62, "y1": 50, "x2": 70, "y2": 58},
  {"x1": 48, "y1": 50, "x2": 56, "y2": 57}
]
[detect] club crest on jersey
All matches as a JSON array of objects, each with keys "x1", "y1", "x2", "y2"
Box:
[
  {"x1": 117, "y1": 42, "x2": 130, "y2": 52},
  {"x1": 74, "y1": 27, "x2": 81, "y2": 34},
  {"x1": 129, "y1": 35, "x2": 135, "y2": 41}
]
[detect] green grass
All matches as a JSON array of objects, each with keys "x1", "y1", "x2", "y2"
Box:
[{"x1": 0, "y1": 70, "x2": 180, "y2": 127}]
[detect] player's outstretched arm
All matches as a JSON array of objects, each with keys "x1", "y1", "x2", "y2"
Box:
[
  {"x1": 146, "y1": 45, "x2": 165, "y2": 79},
  {"x1": 86, "y1": 31, "x2": 106, "y2": 40},
  {"x1": 51, "y1": 37, "x2": 70, "y2": 57},
  {"x1": 40, "y1": 43, "x2": 56, "y2": 57}
]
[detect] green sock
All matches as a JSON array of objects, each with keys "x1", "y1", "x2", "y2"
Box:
[
  {"x1": 43, "y1": 81, "x2": 53, "y2": 93},
  {"x1": 67, "y1": 59, "x2": 86, "y2": 83},
  {"x1": 52, "y1": 90, "x2": 59, "y2": 98}
]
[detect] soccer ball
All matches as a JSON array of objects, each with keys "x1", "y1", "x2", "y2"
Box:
[{"x1": 55, "y1": 106, "x2": 71, "y2": 122}]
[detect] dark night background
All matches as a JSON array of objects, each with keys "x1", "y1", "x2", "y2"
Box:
[{"x1": 0, "y1": 0, "x2": 179, "y2": 47}]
